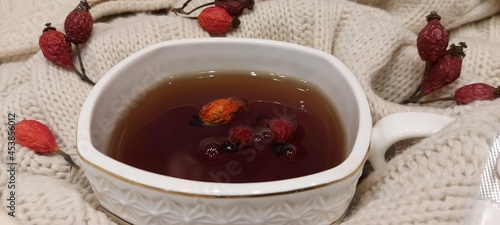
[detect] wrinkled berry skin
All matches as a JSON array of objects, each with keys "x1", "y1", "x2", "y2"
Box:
[
  {"x1": 228, "y1": 125, "x2": 253, "y2": 148},
  {"x1": 15, "y1": 120, "x2": 57, "y2": 154},
  {"x1": 197, "y1": 97, "x2": 247, "y2": 126},
  {"x1": 39, "y1": 24, "x2": 75, "y2": 69},
  {"x1": 65, "y1": 0, "x2": 93, "y2": 44},
  {"x1": 417, "y1": 11, "x2": 449, "y2": 62},
  {"x1": 198, "y1": 6, "x2": 240, "y2": 34},
  {"x1": 215, "y1": 0, "x2": 254, "y2": 16},
  {"x1": 420, "y1": 43, "x2": 466, "y2": 97},
  {"x1": 454, "y1": 83, "x2": 500, "y2": 105},
  {"x1": 268, "y1": 117, "x2": 296, "y2": 142}
]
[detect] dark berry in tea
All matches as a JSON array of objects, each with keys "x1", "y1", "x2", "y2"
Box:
[{"x1": 107, "y1": 70, "x2": 346, "y2": 183}]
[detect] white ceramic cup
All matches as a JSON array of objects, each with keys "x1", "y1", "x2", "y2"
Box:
[{"x1": 77, "y1": 38, "x2": 453, "y2": 225}]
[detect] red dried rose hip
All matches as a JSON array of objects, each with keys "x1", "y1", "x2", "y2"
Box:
[
  {"x1": 197, "y1": 6, "x2": 240, "y2": 34},
  {"x1": 268, "y1": 117, "x2": 296, "y2": 143},
  {"x1": 195, "y1": 97, "x2": 247, "y2": 126},
  {"x1": 417, "y1": 11, "x2": 449, "y2": 62},
  {"x1": 454, "y1": 83, "x2": 500, "y2": 105},
  {"x1": 39, "y1": 23, "x2": 75, "y2": 70},
  {"x1": 15, "y1": 120, "x2": 57, "y2": 154},
  {"x1": 228, "y1": 125, "x2": 253, "y2": 148},
  {"x1": 65, "y1": 0, "x2": 93, "y2": 44},
  {"x1": 420, "y1": 42, "x2": 467, "y2": 97},
  {"x1": 215, "y1": 0, "x2": 254, "y2": 16},
  {"x1": 15, "y1": 120, "x2": 80, "y2": 170}
]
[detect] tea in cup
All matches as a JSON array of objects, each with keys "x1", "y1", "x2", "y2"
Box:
[{"x1": 77, "y1": 38, "x2": 453, "y2": 224}]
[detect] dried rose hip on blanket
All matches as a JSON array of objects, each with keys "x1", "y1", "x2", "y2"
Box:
[
  {"x1": 64, "y1": 0, "x2": 95, "y2": 86},
  {"x1": 401, "y1": 42, "x2": 467, "y2": 104},
  {"x1": 454, "y1": 83, "x2": 500, "y2": 105},
  {"x1": 215, "y1": 0, "x2": 254, "y2": 16},
  {"x1": 416, "y1": 83, "x2": 500, "y2": 105},
  {"x1": 39, "y1": 23, "x2": 75, "y2": 70},
  {"x1": 198, "y1": 6, "x2": 240, "y2": 34},
  {"x1": 400, "y1": 11, "x2": 467, "y2": 104},
  {"x1": 190, "y1": 97, "x2": 248, "y2": 126},
  {"x1": 64, "y1": 0, "x2": 93, "y2": 44},
  {"x1": 39, "y1": 23, "x2": 96, "y2": 85},
  {"x1": 173, "y1": 0, "x2": 250, "y2": 35},
  {"x1": 15, "y1": 120, "x2": 80, "y2": 170},
  {"x1": 417, "y1": 11, "x2": 449, "y2": 62},
  {"x1": 420, "y1": 42, "x2": 467, "y2": 97}
]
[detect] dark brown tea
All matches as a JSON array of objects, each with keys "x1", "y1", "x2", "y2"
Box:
[{"x1": 107, "y1": 70, "x2": 346, "y2": 183}]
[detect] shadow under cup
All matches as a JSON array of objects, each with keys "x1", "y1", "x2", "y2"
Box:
[{"x1": 77, "y1": 38, "x2": 372, "y2": 224}]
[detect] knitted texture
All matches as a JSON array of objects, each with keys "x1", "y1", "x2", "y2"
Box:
[{"x1": 0, "y1": 0, "x2": 499, "y2": 224}]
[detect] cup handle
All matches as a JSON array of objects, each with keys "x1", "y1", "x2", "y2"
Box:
[{"x1": 369, "y1": 112, "x2": 455, "y2": 169}]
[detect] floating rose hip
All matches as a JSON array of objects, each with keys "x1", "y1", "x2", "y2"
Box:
[
  {"x1": 228, "y1": 125, "x2": 253, "y2": 148},
  {"x1": 14, "y1": 120, "x2": 79, "y2": 170},
  {"x1": 198, "y1": 6, "x2": 240, "y2": 34},
  {"x1": 417, "y1": 11, "x2": 449, "y2": 62},
  {"x1": 64, "y1": 0, "x2": 93, "y2": 44},
  {"x1": 191, "y1": 97, "x2": 247, "y2": 126},
  {"x1": 268, "y1": 117, "x2": 297, "y2": 142}
]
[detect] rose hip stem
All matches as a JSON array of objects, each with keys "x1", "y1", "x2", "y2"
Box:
[
  {"x1": 418, "y1": 83, "x2": 500, "y2": 105},
  {"x1": 73, "y1": 65, "x2": 95, "y2": 86},
  {"x1": 400, "y1": 62, "x2": 431, "y2": 104},
  {"x1": 73, "y1": 43, "x2": 95, "y2": 86},
  {"x1": 416, "y1": 96, "x2": 454, "y2": 104},
  {"x1": 173, "y1": 0, "x2": 215, "y2": 15},
  {"x1": 54, "y1": 148, "x2": 80, "y2": 170}
]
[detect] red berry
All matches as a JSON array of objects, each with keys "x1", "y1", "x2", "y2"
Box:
[
  {"x1": 420, "y1": 42, "x2": 467, "y2": 97},
  {"x1": 195, "y1": 97, "x2": 248, "y2": 126},
  {"x1": 15, "y1": 120, "x2": 57, "y2": 154},
  {"x1": 39, "y1": 23, "x2": 75, "y2": 70},
  {"x1": 64, "y1": 0, "x2": 93, "y2": 44},
  {"x1": 417, "y1": 11, "x2": 449, "y2": 62},
  {"x1": 268, "y1": 117, "x2": 296, "y2": 142},
  {"x1": 15, "y1": 120, "x2": 79, "y2": 170},
  {"x1": 228, "y1": 125, "x2": 253, "y2": 148},
  {"x1": 454, "y1": 83, "x2": 500, "y2": 105},
  {"x1": 215, "y1": 0, "x2": 254, "y2": 16},
  {"x1": 197, "y1": 6, "x2": 240, "y2": 34}
]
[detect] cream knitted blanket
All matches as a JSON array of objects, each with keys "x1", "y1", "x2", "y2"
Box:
[{"x1": 1, "y1": 0, "x2": 500, "y2": 224}]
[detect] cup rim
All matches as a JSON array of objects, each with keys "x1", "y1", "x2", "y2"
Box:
[{"x1": 77, "y1": 38, "x2": 372, "y2": 197}]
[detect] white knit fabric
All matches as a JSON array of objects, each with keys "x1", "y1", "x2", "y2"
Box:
[{"x1": 0, "y1": 0, "x2": 499, "y2": 224}]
